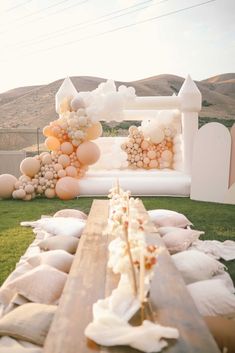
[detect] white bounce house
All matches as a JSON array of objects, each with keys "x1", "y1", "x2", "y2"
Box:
[{"x1": 79, "y1": 75, "x2": 201, "y2": 197}]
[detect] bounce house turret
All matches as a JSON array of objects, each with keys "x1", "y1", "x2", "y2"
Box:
[{"x1": 178, "y1": 75, "x2": 201, "y2": 175}]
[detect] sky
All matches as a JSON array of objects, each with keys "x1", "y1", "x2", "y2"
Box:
[{"x1": 0, "y1": 0, "x2": 234, "y2": 93}]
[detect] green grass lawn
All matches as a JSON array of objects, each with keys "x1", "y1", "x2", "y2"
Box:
[{"x1": 0, "y1": 197, "x2": 234, "y2": 286}]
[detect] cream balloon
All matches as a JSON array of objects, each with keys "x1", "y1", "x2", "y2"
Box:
[
  {"x1": 148, "y1": 128, "x2": 165, "y2": 144},
  {"x1": 65, "y1": 166, "x2": 77, "y2": 177},
  {"x1": 58, "y1": 154, "x2": 70, "y2": 168},
  {"x1": 70, "y1": 96, "x2": 85, "y2": 111},
  {"x1": 55, "y1": 176, "x2": 79, "y2": 200},
  {"x1": 45, "y1": 136, "x2": 61, "y2": 151},
  {"x1": 76, "y1": 141, "x2": 100, "y2": 165},
  {"x1": 86, "y1": 122, "x2": 103, "y2": 140},
  {"x1": 42, "y1": 153, "x2": 52, "y2": 165},
  {"x1": 0, "y1": 174, "x2": 18, "y2": 199},
  {"x1": 61, "y1": 142, "x2": 74, "y2": 155},
  {"x1": 20, "y1": 157, "x2": 41, "y2": 178}
]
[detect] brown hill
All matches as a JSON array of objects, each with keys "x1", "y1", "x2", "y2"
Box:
[{"x1": 0, "y1": 74, "x2": 234, "y2": 128}]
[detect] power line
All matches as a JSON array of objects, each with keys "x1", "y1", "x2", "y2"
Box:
[
  {"x1": 5, "y1": 0, "x2": 33, "y2": 13},
  {"x1": 8, "y1": 0, "x2": 169, "y2": 50},
  {"x1": 29, "y1": 0, "x2": 218, "y2": 55},
  {"x1": 0, "y1": 0, "x2": 90, "y2": 31}
]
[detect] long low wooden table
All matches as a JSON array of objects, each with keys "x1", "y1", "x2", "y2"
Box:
[{"x1": 44, "y1": 199, "x2": 220, "y2": 353}]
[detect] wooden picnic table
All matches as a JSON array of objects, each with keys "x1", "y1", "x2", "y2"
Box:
[{"x1": 44, "y1": 199, "x2": 220, "y2": 353}]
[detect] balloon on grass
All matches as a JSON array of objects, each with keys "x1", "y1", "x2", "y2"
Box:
[
  {"x1": 0, "y1": 174, "x2": 18, "y2": 199},
  {"x1": 55, "y1": 176, "x2": 79, "y2": 200}
]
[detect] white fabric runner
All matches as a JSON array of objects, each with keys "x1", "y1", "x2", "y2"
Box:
[{"x1": 190, "y1": 240, "x2": 235, "y2": 261}]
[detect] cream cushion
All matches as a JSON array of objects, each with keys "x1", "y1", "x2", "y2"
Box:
[
  {"x1": 148, "y1": 209, "x2": 192, "y2": 228},
  {"x1": 53, "y1": 209, "x2": 87, "y2": 220},
  {"x1": 0, "y1": 336, "x2": 42, "y2": 353},
  {"x1": 27, "y1": 250, "x2": 74, "y2": 273},
  {"x1": 21, "y1": 217, "x2": 86, "y2": 238},
  {"x1": 187, "y1": 279, "x2": 235, "y2": 318},
  {"x1": 171, "y1": 250, "x2": 226, "y2": 284},
  {"x1": 0, "y1": 303, "x2": 56, "y2": 346},
  {"x1": 38, "y1": 235, "x2": 79, "y2": 254},
  {"x1": 162, "y1": 229, "x2": 203, "y2": 254},
  {"x1": 7, "y1": 265, "x2": 67, "y2": 304}
]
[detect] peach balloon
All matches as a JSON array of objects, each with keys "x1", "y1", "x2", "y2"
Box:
[
  {"x1": 0, "y1": 174, "x2": 18, "y2": 199},
  {"x1": 54, "y1": 163, "x2": 63, "y2": 172},
  {"x1": 76, "y1": 141, "x2": 100, "y2": 165},
  {"x1": 45, "y1": 188, "x2": 56, "y2": 199},
  {"x1": 141, "y1": 141, "x2": 149, "y2": 150},
  {"x1": 43, "y1": 125, "x2": 53, "y2": 137},
  {"x1": 65, "y1": 166, "x2": 77, "y2": 177},
  {"x1": 161, "y1": 150, "x2": 173, "y2": 161},
  {"x1": 61, "y1": 142, "x2": 74, "y2": 155},
  {"x1": 55, "y1": 176, "x2": 79, "y2": 200},
  {"x1": 25, "y1": 184, "x2": 34, "y2": 194},
  {"x1": 45, "y1": 136, "x2": 60, "y2": 151},
  {"x1": 58, "y1": 154, "x2": 70, "y2": 168},
  {"x1": 20, "y1": 157, "x2": 41, "y2": 178},
  {"x1": 149, "y1": 160, "x2": 158, "y2": 168},
  {"x1": 86, "y1": 122, "x2": 103, "y2": 140},
  {"x1": 147, "y1": 150, "x2": 157, "y2": 160},
  {"x1": 58, "y1": 169, "x2": 66, "y2": 178},
  {"x1": 42, "y1": 153, "x2": 52, "y2": 165}
]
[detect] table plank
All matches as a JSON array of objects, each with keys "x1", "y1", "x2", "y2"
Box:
[{"x1": 44, "y1": 199, "x2": 220, "y2": 353}]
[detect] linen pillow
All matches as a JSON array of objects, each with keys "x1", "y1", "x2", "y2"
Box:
[
  {"x1": 148, "y1": 209, "x2": 192, "y2": 228},
  {"x1": 53, "y1": 208, "x2": 87, "y2": 220},
  {"x1": 27, "y1": 250, "x2": 74, "y2": 273},
  {"x1": 204, "y1": 316, "x2": 235, "y2": 353},
  {"x1": 0, "y1": 336, "x2": 42, "y2": 353},
  {"x1": 171, "y1": 250, "x2": 226, "y2": 284},
  {"x1": 187, "y1": 279, "x2": 235, "y2": 318},
  {"x1": 163, "y1": 229, "x2": 203, "y2": 254},
  {"x1": 21, "y1": 217, "x2": 86, "y2": 238},
  {"x1": 0, "y1": 303, "x2": 56, "y2": 346},
  {"x1": 38, "y1": 235, "x2": 79, "y2": 254},
  {"x1": 7, "y1": 265, "x2": 67, "y2": 305},
  {"x1": 157, "y1": 226, "x2": 185, "y2": 237}
]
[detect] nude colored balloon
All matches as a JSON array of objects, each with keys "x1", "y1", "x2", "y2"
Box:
[
  {"x1": 57, "y1": 169, "x2": 67, "y2": 178},
  {"x1": 86, "y1": 122, "x2": 103, "y2": 140},
  {"x1": 161, "y1": 150, "x2": 173, "y2": 161},
  {"x1": 20, "y1": 157, "x2": 41, "y2": 178},
  {"x1": 71, "y1": 96, "x2": 85, "y2": 111},
  {"x1": 61, "y1": 142, "x2": 74, "y2": 155},
  {"x1": 76, "y1": 141, "x2": 100, "y2": 165},
  {"x1": 149, "y1": 160, "x2": 158, "y2": 168},
  {"x1": 45, "y1": 136, "x2": 61, "y2": 151},
  {"x1": 0, "y1": 174, "x2": 18, "y2": 199},
  {"x1": 25, "y1": 184, "x2": 34, "y2": 194},
  {"x1": 55, "y1": 176, "x2": 79, "y2": 200},
  {"x1": 58, "y1": 154, "x2": 70, "y2": 168},
  {"x1": 43, "y1": 125, "x2": 53, "y2": 137},
  {"x1": 45, "y1": 171, "x2": 54, "y2": 180},
  {"x1": 65, "y1": 166, "x2": 77, "y2": 177},
  {"x1": 148, "y1": 128, "x2": 165, "y2": 144},
  {"x1": 45, "y1": 188, "x2": 56, "y2": 199},
  {"x1": 12, "y1": 189, "x2": 26, "y2": 199},
  {"x1": 147, "y1": 150, "x2": 157, "y2": 160},
  {"x1": 54, "y1": 163, "x2": 63, "y2": 172},
  {"x1": 42, "y1": 153, "x2": 52, "y2": 165}
]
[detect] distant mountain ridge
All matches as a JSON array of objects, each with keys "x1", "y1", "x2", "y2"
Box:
[{"x1": 0, "y1": 73, "x2": 234, "y2": 128}]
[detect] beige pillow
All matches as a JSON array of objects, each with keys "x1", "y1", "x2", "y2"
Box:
[
  {"x1": 163, "y1": 229, "x2": 204, "y2": 254},
  {"x1": 7, "y1": 265, "x2": 67, "y2": 304},
  {"x1": 0, "y1": 303, "x2": 56, "y2": 346},
  {"x1": 187, "y1": 279, "x2": 235, "y2": 318},
  {"x1": 148, "y1": 209, "x2": 192, "y2": 228},
  {"x1": 54, "y1": 208, "x2": 87, "y2": 220},
  {"x1": 0, "y1": 336, "x2": 43, "y2": 353},
  {"x1": 171, "y1": 250, "x2": 226, "y2": 284},
  {"x1": 38, "y1": 235, "x2": 79, "y2": 254},
  {"x1": 27, "y1": 250, "x2": 74, "y2": 273}
]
